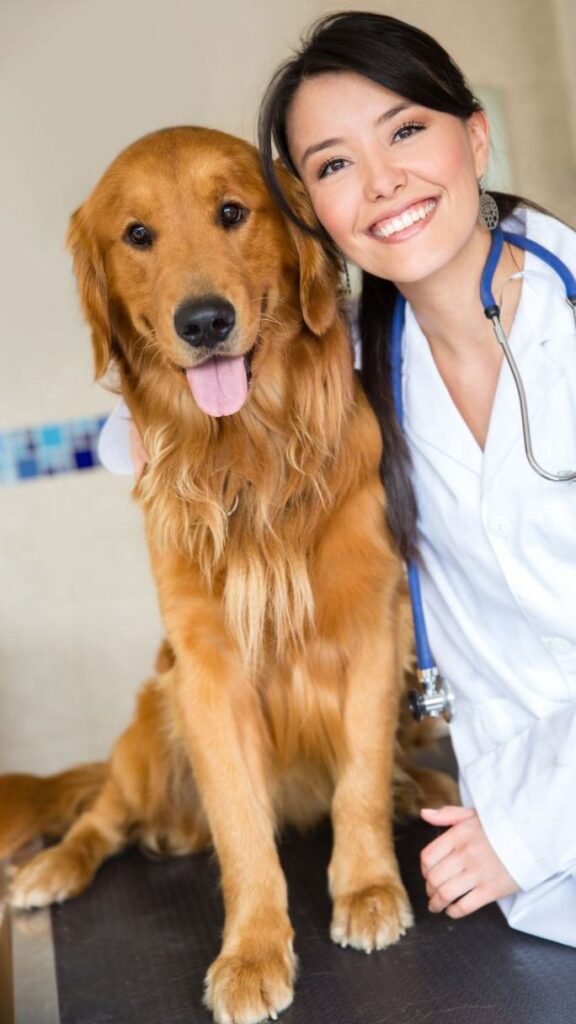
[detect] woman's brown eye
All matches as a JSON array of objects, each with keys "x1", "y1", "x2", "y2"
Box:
[
  {"x1": 125, "y1": 223, "x2": 154, "y2": 248},
  {"x1": 219, "y1": 203, "x2": 248, "y2": 228}
]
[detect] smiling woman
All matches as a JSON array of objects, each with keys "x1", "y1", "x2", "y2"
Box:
[
  {"x1": 259, "y1": 11, "x2": 532, "y2": 559},
  {"x1": 286, "y1": 72, "x2": 488, "y2": 287},
  {"x1": 258, "y1": 10, "x2": 576, "y2": 949}
]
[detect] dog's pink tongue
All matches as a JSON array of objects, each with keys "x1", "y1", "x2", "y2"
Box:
[{"x1": 185, "y1": 356, "x2": 248, "y2": 417}]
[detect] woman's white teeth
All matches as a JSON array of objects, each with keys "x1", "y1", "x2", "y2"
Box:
[{"x1": 374, "y1": 200, "x2": 436, "y2": 238}]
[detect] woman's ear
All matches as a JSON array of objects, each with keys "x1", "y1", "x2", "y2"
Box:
[
  {"x1": 66, "y1": 207, "x2": 112, "y2": 379},
  {"x1": 467, "y1": 109, "x2": 491, "y2": 180},
  {"x1": 279, "y1": 167, "x2": 340, "y2": 337}
]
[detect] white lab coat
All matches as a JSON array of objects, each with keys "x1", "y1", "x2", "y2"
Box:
[
  {"x1": 100, "y1": 208, "x2": 576, "y2": 945},
  {"x1": 403, "y1": 208, "x2": 576, "y2": 945}
]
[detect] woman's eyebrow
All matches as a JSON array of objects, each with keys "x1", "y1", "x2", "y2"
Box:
[
  {"x1": 300, "y1": 102, "x2": 415, "y2": 167},
  {"x1": 376, "y1": 101, "x2": 414, "y2": 125},
  {"x1": 300, "y1": 136, "x2": 343, "y2": 166}
]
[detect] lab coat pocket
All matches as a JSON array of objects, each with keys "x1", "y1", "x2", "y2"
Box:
[{"x1": 473, "y1": 697, "x2": 535, "y2": 749}]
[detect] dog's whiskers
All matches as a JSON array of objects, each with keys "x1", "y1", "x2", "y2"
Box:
[
  {"x1": 134, "y1": 327, "x2": 158, "y2": 352},
  {"x1": 247, "y1": 296, "x2": 282, "y2": 329},
  {"x1": 258, "y1": 313, "x2": 282, "y2": 329}
]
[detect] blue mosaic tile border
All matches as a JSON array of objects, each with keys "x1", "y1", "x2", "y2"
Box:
[{"x1": 0, "y1": 415, "x2": 108, "y2": 486}]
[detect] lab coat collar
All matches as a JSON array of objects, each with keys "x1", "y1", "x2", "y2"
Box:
[{"x1": 403, "y1": 302, "x2": 482, "y2": 475}]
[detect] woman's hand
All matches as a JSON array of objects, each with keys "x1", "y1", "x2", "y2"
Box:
[
  {"x1": 420, "y1": 806, "x2": 520, "y2": 918},
  {"x1": 129, "y1": 422, "x2": 148, "y2": 482}
]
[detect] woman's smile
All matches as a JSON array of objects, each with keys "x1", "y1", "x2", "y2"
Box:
[{"x1": 369, "y1": 197, "x2": 438, "y2": 241}]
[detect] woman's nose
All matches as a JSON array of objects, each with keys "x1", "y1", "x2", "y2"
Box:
[{"x1": 362, "y1": 155, "x2": 407, "y2": 200}]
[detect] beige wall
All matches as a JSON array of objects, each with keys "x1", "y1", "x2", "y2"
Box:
[
  {"x1": 0, "y1": 0, "x2": 575, "y2": 772},
  {"x1": 553, "y1": 0, "x2": 576, "y2": 164}
]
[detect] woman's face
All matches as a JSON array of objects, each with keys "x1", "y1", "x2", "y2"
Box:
[{"x1": 286, "y1": 71, "x2": 490, "y2": 287}]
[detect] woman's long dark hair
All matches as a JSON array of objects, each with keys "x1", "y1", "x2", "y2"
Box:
[{"x1": 258, "y1": 11, "x2": 536, "y2": 560}]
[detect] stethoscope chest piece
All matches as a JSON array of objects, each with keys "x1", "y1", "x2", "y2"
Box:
[{"x1": 409, "y1": 667, "x2": 455, "y2": 723}]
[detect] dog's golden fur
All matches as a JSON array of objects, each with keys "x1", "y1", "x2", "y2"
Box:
[{"x1": 0, "y1": 128, "x2": 455, "y2": 1024}]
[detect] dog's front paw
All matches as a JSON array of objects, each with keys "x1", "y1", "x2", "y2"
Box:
[
  {"x1": 204, "y1": 937, "x2": 296, "y2": 1024},
  {"x1": 9, "y1": 846, "x2": 93, "y2": 910},
  {"x1": 330, "y1": 881, "x2": 413, "y2": 952}
]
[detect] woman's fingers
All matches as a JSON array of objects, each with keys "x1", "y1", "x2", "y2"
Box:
[
  {"x1": 420, "y1": 831, "x2": 454, "y2": 877},
  {"x1": 420, "y1": 807, "x2": 520, "y2": 919},
  {"x1": 427, "y1": 870, "x2": 475, "y2": 913},
  {"x1": 420, "y1": 807, "x2": 479, "y2": 911},
  {"x1": 446, "y1": 882, "x2": 501, "y2": 918},
  {"x1": 425, "y1": 851, "x2": 464, "y2": 895},
  {"x1": 419, "y1": 807, "x2": 475, "y2": 877},
  {"x1": 420, "y1": 805, "x2": 476, "y2": 827}
]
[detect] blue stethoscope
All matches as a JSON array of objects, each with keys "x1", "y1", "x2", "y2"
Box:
[{"x1": 391, "y1": 225, "x2": 576, "y2": 721}]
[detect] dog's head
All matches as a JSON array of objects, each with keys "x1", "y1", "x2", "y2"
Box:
[{"x1": 68, "y1": 127, "x2": 340, "y2": 418}]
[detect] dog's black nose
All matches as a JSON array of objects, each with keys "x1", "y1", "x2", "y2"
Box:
[{"x1": 174, "y1": 297, "x2": 236, "y2": 348}]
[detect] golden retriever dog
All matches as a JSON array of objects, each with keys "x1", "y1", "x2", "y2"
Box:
[{"x1": 0, "y1": 128, "x2": 453, "y2": 1024}]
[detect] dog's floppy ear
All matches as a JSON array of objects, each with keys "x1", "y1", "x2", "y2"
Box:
[
  {"x1": 67, "y1": 206, "x2": 112, "y2": 379},
  {"x1": 281, "y1": 173, "x2": 340, "y2": 338}
]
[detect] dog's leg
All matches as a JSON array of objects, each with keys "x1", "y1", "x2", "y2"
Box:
[
  {"x1": 328, "y1": 621, "x2": 413, "y2": 952},
  {"x1": 156, "y1": 564, "x2": 295, "y2": 1024},
  {"x1": 9, "y1": 777, "x2": 130, "y2": 909},
  {"x1": 174, "y1": 662, "x2": 295, "y2": 1023}
]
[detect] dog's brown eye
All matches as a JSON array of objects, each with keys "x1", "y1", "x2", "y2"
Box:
[
  {"x1": 125, "y1": 223, "x2": 154, "y2": 248},
  {"x1": 219, "y1": 203, "x2": 247, "y2": 228}
]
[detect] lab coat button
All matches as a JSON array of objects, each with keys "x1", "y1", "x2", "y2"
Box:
[
  {"x1": 545, "y1": 636, "x2": 573, "y2": 656},
  {"x1": 488, "y1": 515, "x2": 509, "y2": 537}
]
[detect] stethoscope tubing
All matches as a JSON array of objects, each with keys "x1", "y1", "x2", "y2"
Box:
[
  {"x1": 481, "y1": 227, "x2": 576, "y2": 483},
  {"x1": 391, "y1": 295, "x2": 437, "y2": 675}
]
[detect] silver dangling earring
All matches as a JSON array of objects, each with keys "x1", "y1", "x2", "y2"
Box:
[
  {"x1": 340, "y1": 255, "x2": 352, "y2": 295},
  {"x1": 478, "y1": 182, "x2": 500, "y2": 231}
]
